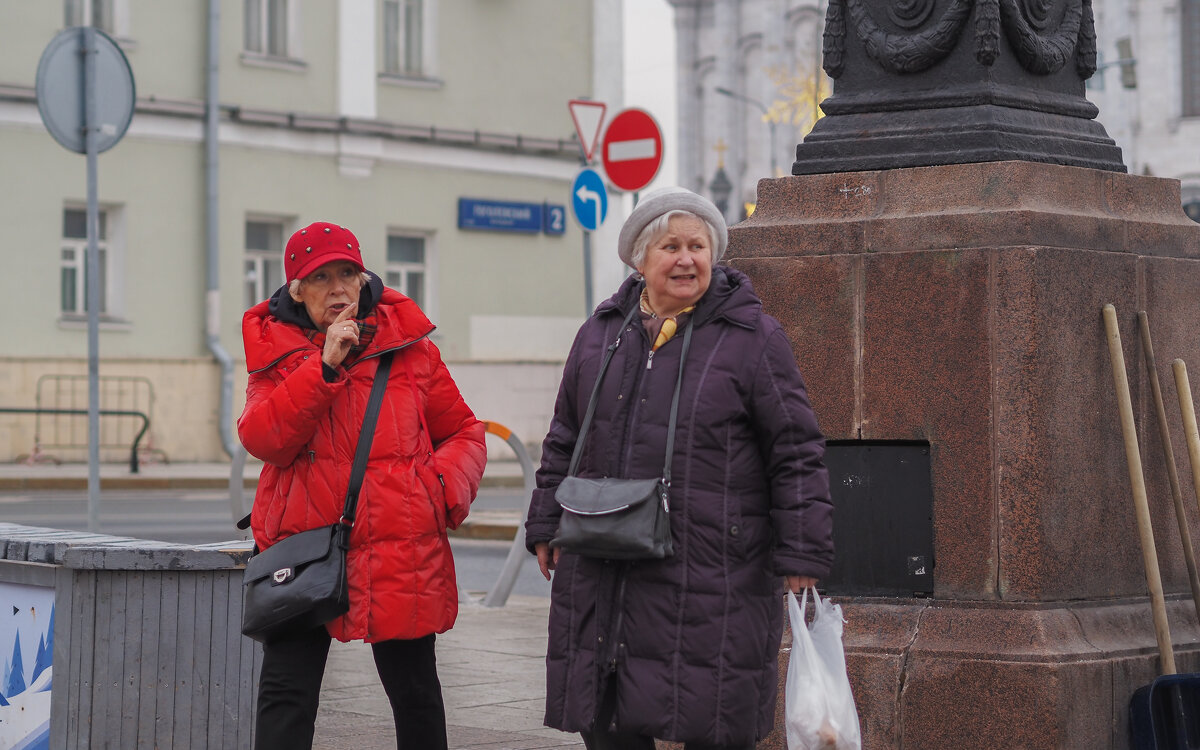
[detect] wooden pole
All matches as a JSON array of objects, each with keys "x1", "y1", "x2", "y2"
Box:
[
  {"x1": 1104, "y1": 304, "x2": 1175, "y2": 674},
  {"x1": 1139, "y1": 312, "x2": 1200, "y2": 624},
  {"x1": 1171, "y1": 358, "x2": 1200, "y2": 622}
]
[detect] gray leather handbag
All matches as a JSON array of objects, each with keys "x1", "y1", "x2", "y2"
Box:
[{"x1": 551, "y1": 304, "x2": 693, "y2": 560}]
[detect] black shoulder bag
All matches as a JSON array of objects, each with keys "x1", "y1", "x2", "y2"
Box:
[
  {"x1": 550, "y1": 307, "x2": 693, "y2": 560},
  {"x1": 241, "y1": 351, "x2": 394, "y2": 642}
]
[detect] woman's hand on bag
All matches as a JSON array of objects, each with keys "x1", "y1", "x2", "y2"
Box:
[
  {"x1": 322, "y1": 303, "x2": 359, "y2": 368},
  {"x1": 535, "y1": 543, "x2": 561, "y2": 581},
  {"x1": 786, "y1": 575, "x2": 818, "y2": 593}
]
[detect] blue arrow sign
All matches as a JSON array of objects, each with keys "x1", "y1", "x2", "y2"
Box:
[{"x1": 571, "y1": 168, "x2": 608, "y2": 232}]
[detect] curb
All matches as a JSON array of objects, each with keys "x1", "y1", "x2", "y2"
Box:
[
  {"x1": 0, "y1": 476, "x2": 259, "y2": 491},
  {"x1": 448, "y1": 511, "x2": 523, "y2": 540},
  {"x1": 0, "y1": 474, "x2": 525, "y2": 492}
]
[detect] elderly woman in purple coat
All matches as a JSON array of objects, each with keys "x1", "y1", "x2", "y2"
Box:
[{"x1": 525, "y1": 186, "x2": 835, "y2": 750}]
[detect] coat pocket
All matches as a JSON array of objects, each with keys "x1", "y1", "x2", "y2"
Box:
[{"x1": 415, "y1": 454, "x2": 448, "y2": 532}]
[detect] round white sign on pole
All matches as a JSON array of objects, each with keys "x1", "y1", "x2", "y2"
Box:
[{"x1": 36, "y1": 27, "x2": 136, "y2": 154}]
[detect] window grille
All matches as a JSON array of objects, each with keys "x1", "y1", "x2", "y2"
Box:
[
  {"x1": 64, "y1": 0, "x2": 116, "y2": 34},
  {"x1": 244, "y1": 219, "x2": 285, "y2": 307},
  {"x1": 61, "y1": 207, "x2": 109, "y2": 315},
  {"x1": 244, "y1": 0, "x2": 289, "y2": 57},
  {"x1": 383, "y1": 0, "x2": 424, "y2": 75},
  {"x1": 385, "y1": 234, "x2": 427, "y2": 308}
]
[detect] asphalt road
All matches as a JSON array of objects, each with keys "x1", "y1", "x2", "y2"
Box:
[{"x1": 0, "y1": 487, "x2": 551, "y2": 600}]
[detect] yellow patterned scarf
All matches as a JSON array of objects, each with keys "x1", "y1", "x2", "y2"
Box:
[{"x1": 640, "y1": 288, "x2": 694, "y2": 351}]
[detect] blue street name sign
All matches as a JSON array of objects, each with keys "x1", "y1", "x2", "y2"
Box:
[
  {"x1": 458, "y1": 198, "x2": 543, "y2": 233},
  {"x1": 571, "y1": 168, "x2": 608, "y2": 232}
]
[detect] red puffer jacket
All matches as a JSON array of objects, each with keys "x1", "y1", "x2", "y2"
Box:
[{"x1": 239, "y1": 287, "x2": 486, "y2": 643}]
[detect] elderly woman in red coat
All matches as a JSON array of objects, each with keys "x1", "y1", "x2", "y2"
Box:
[
  {"x1": 526, "y1": 188, "x2": 834, "y2": 750},
  {"x1": 238, "y1": 221, "x2": 486, "y2": 750}
]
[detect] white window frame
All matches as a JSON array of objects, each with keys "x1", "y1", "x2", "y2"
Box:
[
  {"x1": 60, "y1": 204, "x2": 125, "y2": 322},
  {"x1": 380, "y1": 0, "x2": 438, "y2": 81},
  {"x1": 244, "y1": 216, "x2": 290, "y2": 308},
  {"x1": 385, "y1": 230, "x2": 435, "y2": 317},
  {"x1": 242, "y1": 0, "x2": 303, "y2": 66}
]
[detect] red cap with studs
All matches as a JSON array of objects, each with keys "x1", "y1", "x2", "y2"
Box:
[{"x1": 284, "y1": 221, "x2": 366, "y2": 283}]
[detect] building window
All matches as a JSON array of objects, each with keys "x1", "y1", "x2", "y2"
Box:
[
  {"x1": 386, "y1": 234, "x2": 427, "y2": 308},
  {"x1": 61, "y1": 207, "x2": 111, "y2": 316},
  {"x1": 382, "y1": 0, "x2": 426, "y2": 76},
  {"x1": 244, "y1": 219, "x2": 285, "y2": 308},
  {"x1": 244, "y1": 0, "x2": 290, "y2": 58},
  {"x1": 64, "y1": 0, "x2": 114, "y2": 33},
  {"x1": 1185, "y1": 0, "x2": 1200, "y2": 117},
  {"x1": 64, "y1": 0, "x2": 131, "y2": 39}
]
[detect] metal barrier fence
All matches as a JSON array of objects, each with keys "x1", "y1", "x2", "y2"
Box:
[
  {"x1": 480, "y1": 421, "x2": 536, "y2": 608},
  {"x1": 25, "y1": 374, "x2": 165, "y2": 465},
  {"x1": 1, "y1": 408, "x2": 150, "y2": 472}
]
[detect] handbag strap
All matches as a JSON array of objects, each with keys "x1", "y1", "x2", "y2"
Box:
[
  {"x1": 566, "y1": 301, "x2": 694, "y2": 483},
  {"x1": 340, "y1": 350, "x2": 395, "y2": 526},
  {"x1": 566, "y1": 304, "x2": 639, "y2": 476}
]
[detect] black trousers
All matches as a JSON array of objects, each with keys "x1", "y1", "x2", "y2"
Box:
[
  {"x1": 579, "y1": 681, "x2": 756, "y2": 750},
  {"x1": 254, "y1": 625, "x2": 447, "y2": 750}
]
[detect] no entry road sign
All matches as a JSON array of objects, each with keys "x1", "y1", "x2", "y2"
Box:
[{"x1": 601, "y1": 108, "x2": 663, "y2": 193}]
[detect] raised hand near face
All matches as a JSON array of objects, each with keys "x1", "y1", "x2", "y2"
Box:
[{"x1": 322, "y1": 302, "x2": 359, "y2": 368}]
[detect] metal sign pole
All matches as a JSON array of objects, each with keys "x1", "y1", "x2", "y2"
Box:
[
  {"x1": 576, "y1": 140, "x2": 595, "y2": 316},
  {"x1": 83, "y1": 27, "x2": 101, "y2": 532},
  {"x1": 582, "y1": 231, "x2": 594, "y2": 315},
  {"x1": 37, "y1": 27, "x2": 135, "y2": 533}
]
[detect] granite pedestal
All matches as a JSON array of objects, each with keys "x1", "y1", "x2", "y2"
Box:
[{"x1": 729, "y1": 160, "x2": 1200, "y2": 749}]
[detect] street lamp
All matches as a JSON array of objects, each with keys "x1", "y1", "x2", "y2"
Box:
[
  {"x1": 715, "y1": 86, "x2": 778, "y2": 178},
  {"x1": 1099, "y1": 37, "x2": 1137, "y2": 89}
]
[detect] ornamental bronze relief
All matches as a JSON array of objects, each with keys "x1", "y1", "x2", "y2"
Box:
[
  {"x1": 822, "y1": 0, "x2": 1098, "y2": 78},
  {"x1": 796, "y1": 0, "x2": 1123, "y2": 173}
]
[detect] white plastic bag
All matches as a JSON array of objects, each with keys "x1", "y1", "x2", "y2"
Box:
[{"x1": 785, "y1": 588, "x2": 862, "y2": 750}]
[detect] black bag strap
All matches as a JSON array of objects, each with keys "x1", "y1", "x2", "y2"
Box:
[
  {"x1": 235, "y1": 350, "x2": 394, "y2": 532},
  {"x1": 566, "y1": 302, "x2": 693, "y2": 482},
  {"x1": 340, "y1": 350, "x2": 395, "y2": 526}
]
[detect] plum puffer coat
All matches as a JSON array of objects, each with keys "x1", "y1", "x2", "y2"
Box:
[
  {"x1": 239, "y1": 286, "x2": 486, "y2": 643},
  {"x1": 525, "y1": 266, "x2": 833, "y2": 746}
]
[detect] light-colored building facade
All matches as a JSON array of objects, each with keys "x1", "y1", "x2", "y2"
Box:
[
  {"x1": 667, "y1": 0, "x2": 1200, "y2": 225},
  {"x1": 1088, "y1": 0, "x2": 1200, "y2": 217},
  {"x1": 0, "y1": 0, "x2": 625, "y2": 464},
  {"x1": 667, "y1": 0, "x2": 830, "y2": 224}
]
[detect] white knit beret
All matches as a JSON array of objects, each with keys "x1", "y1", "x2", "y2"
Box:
[{"x1": 616, "y1": 186, "x2": 728, "y2": 269}]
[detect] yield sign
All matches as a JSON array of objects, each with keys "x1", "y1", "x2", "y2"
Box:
[
  {"x1": 601, "y1": 108, "x2": 663, "y2": 193},
  {"x1": 568, "y1": 99, "x2": 607, "y2": 162}
]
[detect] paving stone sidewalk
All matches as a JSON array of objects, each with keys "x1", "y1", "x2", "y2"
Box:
[{"x1": 313, "y1": 595, "x2": 585, "y2": 750}]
